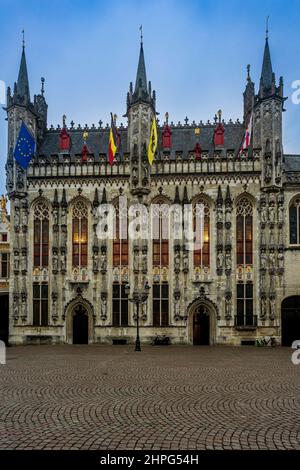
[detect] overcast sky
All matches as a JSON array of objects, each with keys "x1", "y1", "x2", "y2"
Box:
[{"x1": 1, "y1": 0, "x2": 300, "y2": 195}]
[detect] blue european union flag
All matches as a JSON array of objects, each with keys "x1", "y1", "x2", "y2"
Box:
[{"x1": 13, "y1": 121, "x2": 36, "y2": 169}]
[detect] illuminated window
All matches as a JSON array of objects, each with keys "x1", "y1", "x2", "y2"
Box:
[
  {"x1": 113, "y1": 208, "x2": 128, "y2": 266},
  {"x1": 33, "y1": 200, "x2": 49, "y2": 268},
  {"x1": 236, "y1": 198, "x2": 253, "y2": 266},
  {"x1": 72, "y1": 200, "x2": 88, "y2": 267},
  {"x1": 193, "y1": 199, "x2": 210, "y2": 268},
  {"x1": 290, "y1": 197, "x2": 300, "y2": 245},
  {"x1": 152, "y1": 203, "x2": 169, "y2": 267}
]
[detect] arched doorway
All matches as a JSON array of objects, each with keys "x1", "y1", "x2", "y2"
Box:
[
  {"x1": 193, "y1": 305, "x2": 210, "y2": 345},
  {"x1": 73, "y1": 304, "x2": 88, "y2": 344},
  {"x1": 281, "y1": 296, "x2": 300, "y2": 346},
  {"x1": 65, "y1": 296, "x2": 94, "y2": 344},
  {"x1": 187, "y1": 298, "x2": 217, "y2": 345}
]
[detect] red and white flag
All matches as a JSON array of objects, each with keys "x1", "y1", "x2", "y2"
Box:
[{"x1": 239, "y1": 112, "x2": 252, "y2": 157}]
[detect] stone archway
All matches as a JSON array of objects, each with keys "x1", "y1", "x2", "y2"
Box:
[
  {"x1": 281, "y1": 296, "x2": 300, "y2": 346},
  {"x1": 65, "y1": 296, "x2": 94, "y2": 344},
  {"x1": 187, "y1": 298, "x2": 217, "y2": 345}
]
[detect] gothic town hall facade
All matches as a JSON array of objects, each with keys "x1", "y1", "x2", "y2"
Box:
[{"x1": 5, "y1": 36, "x2": 300, "y2": 346}]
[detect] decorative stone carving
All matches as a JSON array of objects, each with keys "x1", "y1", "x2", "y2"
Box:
[
  {"x1": 93, "y1": 250, "x2": 99, "y2": 273},
  {"x1": 100, "y1": 293, "x2": 107, "y2": 320},
  {"x1": 174, "y1": 247, "x2": 181, "y2": 273},
  {"x1": 52, "y1": 250, "x2": 59, "y2": 273},
  {"x1": 260, "y1": 249, "x2": 267, "y2": 270},
  {"x1": 100, "y1": 246, "x2": 107, "y2": 273},
  {"x1": 183, "y1": 250, "x2": 189, "y2": 272},
  {"x1": 14, "y1": 251, "x2": 20, "y2": 272}
]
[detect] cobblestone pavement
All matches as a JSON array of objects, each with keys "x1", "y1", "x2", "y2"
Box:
[{"x1": 0, "y1": 345, "x2": 299, "y2": 450}]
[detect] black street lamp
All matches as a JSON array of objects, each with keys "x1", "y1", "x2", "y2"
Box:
[{"x1": 125, "y1": 281, "x2": 150, "y2": 352}]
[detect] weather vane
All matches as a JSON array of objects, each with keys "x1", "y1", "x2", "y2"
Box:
[
  {"x1": 22, "y1": 29, "x2": 25, "y2": 48},
  {"x1": 140, "y1": 25, "x2": 143, "y2": 45},
  {"x1": 266, "y1": 16, "x2": 269, "y2": 39}
]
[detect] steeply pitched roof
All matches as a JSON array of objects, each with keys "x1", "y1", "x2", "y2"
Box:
[
  {"x1": 36, "y1": 122, "x2": 245, "y2": 162},
  {"x1": 260, "y1": 38, "x2": 273, "y2": 91},
  {"x1": 284, "y1": 154, "x2": 300, "y2": 172},
  {"x1": 16, "y1": 47, "x2": 30, "y2": 104}
]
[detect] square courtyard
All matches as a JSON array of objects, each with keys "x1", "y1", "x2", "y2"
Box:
[{"x1": 0, "y1": 345, "x2": 299, "y2": 450}]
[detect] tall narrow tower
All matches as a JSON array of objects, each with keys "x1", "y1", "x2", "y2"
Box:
[
  {"x1": 126, "y1": 33, "x2": 156, "y2": 196},
  {"x1": 253, "y1": 28, "x2": 285, "y2": 188}
]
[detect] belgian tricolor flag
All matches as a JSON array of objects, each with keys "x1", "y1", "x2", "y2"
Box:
[{"x1": 108, "y1": 113, "x2": 122, "y2": 165}]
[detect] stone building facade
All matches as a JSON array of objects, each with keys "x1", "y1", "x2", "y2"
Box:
[
  {"x1": 5, "y1": 35, "x2": 300, "y2": 346},
  {"x1": 0, "y1": 197, "x2": 10, "y2": 344}
]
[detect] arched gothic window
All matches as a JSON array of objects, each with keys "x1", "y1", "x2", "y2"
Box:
[
  {"x1": 236, "y1": 197, "x2": 253, "y2": 266},
  {"x1": 236, "y1": 197, "x2": 254, "y2": 327},
  {"x1": 113, "y1": 207, "x2": 128, "y2": 267},
  {"x1": 152, "y1": 200, "x2": 169, "y2": 327},
  {"x1": 289, "y1": 197, "x2": 300, "y2": 245},
  {"x1": 33, "y1": 200, "x2": 50, "y2": 267},
  {"x1": 193, "y1": 198, "x2": 210, "y2": 268},
  {"x1": 72, "y1": 200, "x2": 88, "y2": 267}
]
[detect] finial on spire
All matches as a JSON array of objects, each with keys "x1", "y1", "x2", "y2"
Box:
[
  {"x1": 165, "y1": 112, "x2": 169, "y2": 124},
  {"x1": 266, "y1": 15, "x2": 269, "y2": 40},
  {"x1": 217, "y1": 109, "x2": 222, "y2": 123},
  {"x1": 62, "y1": 114, "x2": 66, "y2": 128},
  {"x1": 140, "y1": 24, "x2": 143, "y2": 45},
  {"x1": 247, "y1": 64, "x2": 251, "y2": 81},
  {"x1": 41, "y1": 77, "x2": 45, "y2": 95},
  {"x1": 22, "y1": 29, "x2": 25, "y2": 49}
]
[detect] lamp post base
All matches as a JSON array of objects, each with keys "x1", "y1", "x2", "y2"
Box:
[{"x1": 135, "y1": 339, "x2": 141, "y2": 352}]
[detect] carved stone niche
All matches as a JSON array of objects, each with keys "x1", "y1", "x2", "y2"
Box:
[
  {"x1": 100, "y1": 291, "x2": 107, "y2": 320},
  {"x1": 260, "y1": 294, "x2": 267, "y2": 320},
  {"x1": 174, "y1": 244, "x2": 181, "y2": 273},
  {"x1": 174, "y1": 287, "x2": 181, "y2": 321},
  {"x1": 216, "y1": 249, "x2": 224, "y2": 276},
  {"x1": 100, "y1": 245, "x2": 107, "y2": 274}
]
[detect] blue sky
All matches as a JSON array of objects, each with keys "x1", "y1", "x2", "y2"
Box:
[{"x1": 1, "y1": 0, "x2": 300, "y2": 195}]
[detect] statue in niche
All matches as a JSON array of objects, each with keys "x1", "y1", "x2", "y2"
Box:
[
  {"x1": 265, "y1": 159, "x2": 272, "y2": 182},
  {"x1": 14, "y1": 206, "x2": 20, "y2": 227},
  {"x1": 21, "y1": 252, "x2": 27, "y2": 272},
  {"x1": 260, "y1": 202, "x2": 268, "y2": 224},
  {"x1": 14, "y1": 252, "x2": 20, "y2": 271},
  {"x1": 225, "y1": 210, "x2": 231, "y2": 224},
  {"x1": 278, "y1": 205, "x2": 284, "y2": 224},
  {"x1": 93, "y1": 251, "x2": 99, "y2": 272},
  {"x1": 268, "y1": 204, "x2": 275, "y2": 223},
  {"x1": 101, "y1": 296, "x2": 107, "y2": 319},
  {"x1": 142, "y1": 251, "x2": 147, "y2": 272},
  {"x1": 277, "y1": 251, "x2": 284, "y2": 270},
  {"x1": 260, "y1": 249, "x2": 267, "y2": 270},
  {"x1": 53, "y1": 207, "x2": 59, "y2": 225},
  {"x1": 61, "y1": 207, "x2": 67, "y2": 226},
  {"x1": 217, "y1": 251, "x2": 224, "y2": 269},
  {"x1": 269, "y1": 249, "x2": 276, "y2": 270},
  {"x1": 60, "y1": 252, "x2": 66, "y2": 272},
  {"x1": 217, "y1": 208, "x2": 223, "y2": 224},
  {"x1": 183, "y1": 251, "x2": 189, "y2": 271},
  {"x1": 225, "y1": 296, "x2": 231, "y2": 319},
  {"x1": 174, "y1": 250, "x2": 180, "y2": 272},
  {"x1": 225, "y1": 251, "x2": 231, "y2": 271},
  {"x1": 261, "y1": 296, "x2": 267, "y2": 319},
  {"x1": 52, "y1": 252, "x2": 59, "y2": 271},
  {"x1": 100, "y1": 251, "x2": 107, "y2": 271}
]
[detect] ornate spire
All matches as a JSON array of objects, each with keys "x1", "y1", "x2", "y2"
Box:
[
  {"x1": 243, "y1": 64, "x2": 254, "y2": 124},
  {"x1": 61, "y1": 189, "x2": 67, "y2": 208},
  {"x1": 182, "y1": 186, "x2": 189, "y2": 205},
  {"x1": 127, "y1": 29, "x2": 155, "y2": 109},
  {"x1": 259, "y1": 18, "x2": 275, "y2": 98},
  {"x1": 174, "y1": 186, "x2": 180, "y2": 204},
  {"x1": 101, "y1": 187, "x2": 107, "y2": 204},
  {"x1": 15, "y1": 32, "x2": 31, "y2": 105},
  {"x1": 216, "y1": 185, "x2": 223, "y2": 205}
]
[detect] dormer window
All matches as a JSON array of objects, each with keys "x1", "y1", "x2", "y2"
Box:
[{"x1": 59, "y1": 127, "x2": 70, "y2": 151}]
